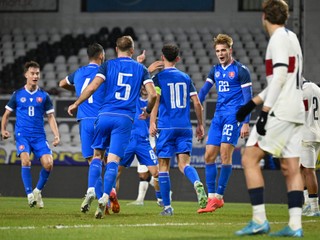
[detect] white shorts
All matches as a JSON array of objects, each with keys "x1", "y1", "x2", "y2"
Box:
[
  {"x1": 137, "y1": 162, "x2": 148, "y2": 173},
  {"x1": 300, "y1": 141, "x2": 320, "y2": 168},
  {"x1": 246, "y1": 116, "x2": 303, "y2": 158}
]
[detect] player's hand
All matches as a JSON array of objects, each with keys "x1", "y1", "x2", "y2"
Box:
[
  {"x1": 236, "y1": 100, "x2": 256, "y2": 122},
  {"x1": 136, "y1": 50, "x2": 146, "y2": 63},
  {"x1": 1, "y1": 130, "x2": 11, "y2": 139},
  {"x1": 240, "y1": 123, "x2": 250, "y2": 138},
  {"x1": 196, "y1": 124, "x2": 204, "y2": 141},
  {"x1": 67, "y1": 103, "x2": 78, "y2": 116},
  {"x1": 148, "y1": 61, "x2": 164, "y2": 74},
  {"x1": 149, "y1": 122, "x2": 157, "y2": 137},
  {"x1": 139, "y1": 107, "x2": 150, "y2": 120},
  {"x1": 256, "y1": 110, "x2": 268, "y2": 136},
  {"x1": 53, "y1": 136, "x2": 60, "y2": 147}
]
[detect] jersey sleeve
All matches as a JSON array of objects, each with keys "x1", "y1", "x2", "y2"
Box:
[
  {"x1": 142, "y1": 66, "x2": 153, "y2": 85},
  {"x1": 5, "y1": 91, "x2": 17, "y2": 112},
  {"x1": 44, "y1": 93, "x2": 54, "y2": 114},
  {"x1": 270, "y1": 33, "x2": 290, "y2": 67},
  {"x1": 66, "y1": 71, "x2": 76, "y2": 85},
  {"x1": 238, "y1": 64, "x2": 252, "y2": 86},
  {"x1": 96, "y1": 61, "x2": 108, "y2": 81},
  {"x1": 207, "y1": 66, "x2": 216, "y2": 85},
  {"x1": 189, "y1": 79, "x2": 197, "y2": 97},
  {"x1": 152, "y1": 74, "x2": 161, "y2": 95}
]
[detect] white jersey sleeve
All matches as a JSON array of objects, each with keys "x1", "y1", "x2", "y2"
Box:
[{"x1": 264, "y1": 27, "x2": 304, "y2": 124}]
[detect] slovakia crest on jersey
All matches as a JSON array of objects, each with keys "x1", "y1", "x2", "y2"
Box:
[
  {"x1": 19, "y1": 145, "x2": 25, "y2": 151},
  {"x1": 36, "y1": 97, "x2": 43, "y2": 103},
  {"x1": 228, "y1": 71, "x2": 235, "y2": 79},
  {"x1": 215, "y1": 71, "x2": 221, "y2": 78},
  {"x1": 20, "y1": 97, "x2": 26, "y2": 103}
]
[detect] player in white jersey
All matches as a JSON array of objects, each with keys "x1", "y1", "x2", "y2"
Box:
[
  {"x1": 300, "y1": 80, "x2": 320, "y2": 217},
  {"x1": 235, "y1": 0, "x2": 304, "y2": 237}
]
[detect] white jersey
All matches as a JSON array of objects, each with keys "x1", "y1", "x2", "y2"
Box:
[
  {"x1": 265, "y1": 27, "x2": 304, "y2": 124},
  {"x1": 302, "y1": 81, "x2": 320, "y2": 142}
]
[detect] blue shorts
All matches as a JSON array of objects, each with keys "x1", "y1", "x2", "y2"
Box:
[
  {"x1": 207, "y1": 112, "x2": 241, "y2": 147},
  {"x1": 120, "y1": 134, "x2": 158, "y2": 168},
  {"x1": 92, "y1": 114, "x2": 133, "y2": 159},
  {"x1": 79, "y1": 118, "x2": 95, "y2": 159},
  {"x1": 15, "y1": 134, "x2": 52, "y2": 160},
  {"x1": 156, "y1": 128, "x2": 192, "y2": 158}
]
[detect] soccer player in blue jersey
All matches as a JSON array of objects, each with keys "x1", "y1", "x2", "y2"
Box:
[
  {"x1": 67, "y1": 36, "x2": 157, "y2": 219},
  {"x1": 59, "y1": 43, "x2": 106, "y2": 213},
  {"x1": 116, "y1": 85, "x2": 161, "y2": 206},
  {"x1": 149, "y1": 43, "x2": 207, "y2": 216},
  {"x1": 1, "y1": 61, "x2": 60, "y2": 208},
  {"x1": 197, "y1": 34, "x2": 252, "y2": 214}
]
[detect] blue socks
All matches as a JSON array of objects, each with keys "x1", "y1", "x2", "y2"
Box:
[
  {"x1": 88, "y1": 158, "x2": 102, "y2": 188},
  {"x1": 95, "y1": 176, "x2": 103, "y2": 199},
  {"x1": 36, "y1": 168, "x2": 50, "y2": 190},
  {"x1": 21, "y1": 166, "x2": 33, "y2": 194},
  {"x1": 205, "y1": 163, "x2": 217, "y2": 194},
  {"x1": 217, "y1": 164, "x2": 232, "y2": 195},
  {"x1": 159, "y1": 172, "x2": 171, "y2": 206},
  {"x1": 103, "y1": 161, "x2": 119, "y2": 195},
  {"x1": 183, "y1": 165, "x2": 200, "y2": 184}
]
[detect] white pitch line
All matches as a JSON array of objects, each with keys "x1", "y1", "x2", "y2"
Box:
[{"x1": 0, "y1": 220, "x2": 318, "y2": 231}]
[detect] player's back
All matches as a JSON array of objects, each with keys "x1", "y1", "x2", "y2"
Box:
[
  {"x1": 67, "y1": 63, "x2": 104, "y2": 119},
  {"x1": 8, "y1": 87, "x2": 52, "y2": 136},
  {"x1": 97, "y1": 57, "x2": 150, "y2": 119},
  {"x1": 153, "y1": 67, "x2": 195, "y2": 129},
  {"x1": 265, "y1": 27, "x2": 304, "y2": 124},
  {"x1": 302, "y1": 81, "x2": 320, "y2": 141},
  {"x1": 131, "y1": 97, "x2": 149, "y2": 138}
]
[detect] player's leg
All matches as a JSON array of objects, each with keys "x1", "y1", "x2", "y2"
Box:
[
  {"x1": 147, "y1": 165, "x2": 164, "y2": 206},
  {"x1": 204, "y1": 143, "x2": 234, "y2": 212},
  {"x1": 16, "y1": 136, "x2": 36, "y2": 207},
  {"x1": 20, "y1": 152, "x2": 36, "y2": 207},
  {"x1": 116, "y1": 165, "x2": 125, "y2": 194},
  {"x1": 34, "y1": 153, "x2": 53, "y2": 209},
  {"x1": 176, "y1": 152, "x2": 207, "y2": 210},
  {"x1": 235, "y1": 145, "x2": 270, "y2": 236},
  {"x1": 156, "y1": 129, "x2": 174, "y2": 215},
  {"x1": 95, "y1": 116, "x2": 132, "y2": 218},
  {"x1": 300, "y1": 141, "x2": 319, "y2": 216},
  {"x1": 127, "y1": 168, "x2": 150, "y2": 206},
  {"x1": 269, "y1": 123, "x2": 303, "y2": 237},
  {"x1": 202, "y1": 118, "x2": 221, "y2": 206},
  {"x1": 158, "y1": 157, "x2": 173, "y2": 216},
  {"x1": 134, "y1": 139, "x2": 162, "y2": 206},
  {"x1": 30, "y1": 136, "x2": 53, "y2": 209}
]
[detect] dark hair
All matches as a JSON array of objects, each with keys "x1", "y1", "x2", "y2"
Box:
[
  {"x1": 116, "y1": 35, "x2": 134, "y2": 52},
  {"x1": 213, "y1": 34, "x2": 233, "y2": 49},
  {"x1": 262, "y1": 0, "x2": 289, "y2": 25},
  {"x1": 87, "y1": 43, "x2": 104, "y2": 59},
  {"x1": 162, "y1": 44, "x2": 179, "y2": 62},
  {"x1": 24, "y1": 61, "x2": 40, "y2": 74}
]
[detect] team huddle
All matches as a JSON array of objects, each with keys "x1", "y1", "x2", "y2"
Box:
[{"x1": 1, "y1": 0, "x2": 319, "y2": 238}]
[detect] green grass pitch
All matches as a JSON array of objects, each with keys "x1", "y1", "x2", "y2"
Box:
[{"x1": 0, "y1": 197, "x2": 319, "y2": 239}]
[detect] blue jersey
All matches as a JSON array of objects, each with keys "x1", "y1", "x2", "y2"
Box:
[
  {"x1": 207, "y1": 60, "x2": 252, "y2": 113},
  {"x1": 67, "y1": 63, "x2": 105, "y2": 120},
  {"x1": 153, "y1": 67, "x2": 197, "y2": 129},
  {"x1": 96, "y1": 57, "x2": 152, "y2": 120},
  {"x1": 5, "y1": 87, "x2": 54, "y2": 137},
  {"x1": 131, "y1": 97, "x2": 149, "y2": 138}
]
